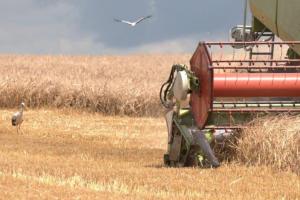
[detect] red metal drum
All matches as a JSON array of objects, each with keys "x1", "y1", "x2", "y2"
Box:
[{"x1": 214, "y1": 73, "x2": 300, "y2": 97}]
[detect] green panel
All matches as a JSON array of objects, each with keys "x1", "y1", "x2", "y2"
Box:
[
  {"x1": 252, "y1": 17, "x2": 268, "y2": 33},
  {"x1": 173, "y1": 116, "x2": 194, "y2": 146},
  {"x1": 178, "y1": 108, "x2": 196, "y2": 127}
]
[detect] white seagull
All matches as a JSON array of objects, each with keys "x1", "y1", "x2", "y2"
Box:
[
  {"x1": 114, "y1": 15, "x2": 152, "y2": 27},
  {"x1": 12, "y1": 102, "x2": 25, "y2": 134}
]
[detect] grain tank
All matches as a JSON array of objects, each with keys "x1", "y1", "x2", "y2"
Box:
[{"x1": 250, "y1": 0, "x2": 300, "y2": 55}]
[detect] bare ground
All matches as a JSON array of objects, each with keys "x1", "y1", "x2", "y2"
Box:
[{"x1": 0, "y1": 109, "x2": 299, "y2": 199}]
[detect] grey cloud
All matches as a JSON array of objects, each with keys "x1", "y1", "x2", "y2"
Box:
[{"x1": 0, "y1": 0, "x2": 246, "y2": 55}]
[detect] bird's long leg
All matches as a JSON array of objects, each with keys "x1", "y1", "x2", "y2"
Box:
[
  {"x1": 16, "y1": 126, "x2": 19, "y2": 134},
  {"x1": 18, "y1": 124, "x2": 22, "y2": 134},
  {"x1": 20, "y1": 125, "x2": 24, "y2": 135}
]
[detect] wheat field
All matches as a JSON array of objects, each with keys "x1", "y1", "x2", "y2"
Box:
[
  {"x1": 0, "y1": 54, "x2": 299, "y2": 199},
  {"x1": 0, "y1": 109, "x2": 299, "y2": 199},
  {"x1": 0, "y1": 54, "x2": 190, "y2": 116}
]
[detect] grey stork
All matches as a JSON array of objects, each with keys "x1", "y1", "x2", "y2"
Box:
[{"x1": 12, "y1": 102, "x2": 25, "y2": 134}]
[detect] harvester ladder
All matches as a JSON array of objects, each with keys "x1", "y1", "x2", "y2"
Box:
[{"x1": 249, "y1": 32, "x2": 275, "y2": 64}]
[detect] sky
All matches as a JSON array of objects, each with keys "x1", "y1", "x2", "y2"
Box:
[{"x1": 0, "y1": 0, "x2": 247, "y2": 55}]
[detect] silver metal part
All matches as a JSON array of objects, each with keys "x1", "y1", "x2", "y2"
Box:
[
  {"x1": 213, "y1": 129, "x2": 234, "y2": 143},
  {"x1": 165, "y1": 110, "x2": 174, "y2": 144},
  {"x1": 231, "y1": 25, "x2": 253, "y2": 48},
  {"x1": 173, "y1": 70, "x2": 190, "y2": 101},
  {"x1": 169, "y1": 133, "x2": 182, "y2": 161}
]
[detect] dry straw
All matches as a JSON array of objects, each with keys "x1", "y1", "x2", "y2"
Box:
[{"x1": 235, "y1": 114, "x2": 300, "y2": 175}]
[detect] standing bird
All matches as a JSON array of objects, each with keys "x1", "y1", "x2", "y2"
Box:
[
  {"x1": 114, "y1": 15, "x2": 152, "y2": 27},
  {"x1": 12, "y1": 102, "x2": 25, "y2": 134}
]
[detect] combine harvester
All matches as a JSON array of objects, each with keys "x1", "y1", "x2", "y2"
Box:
[{"x1": 160, "y1": 0, "x2": 300, "y2": 167}]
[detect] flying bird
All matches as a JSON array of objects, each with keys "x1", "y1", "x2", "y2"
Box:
[
  {"x1": 12, "y1": 102, "x2": 25, "y2": 134},
  {"x1": 114, "y1": 15, "x2": 152, "y2": 27}
]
